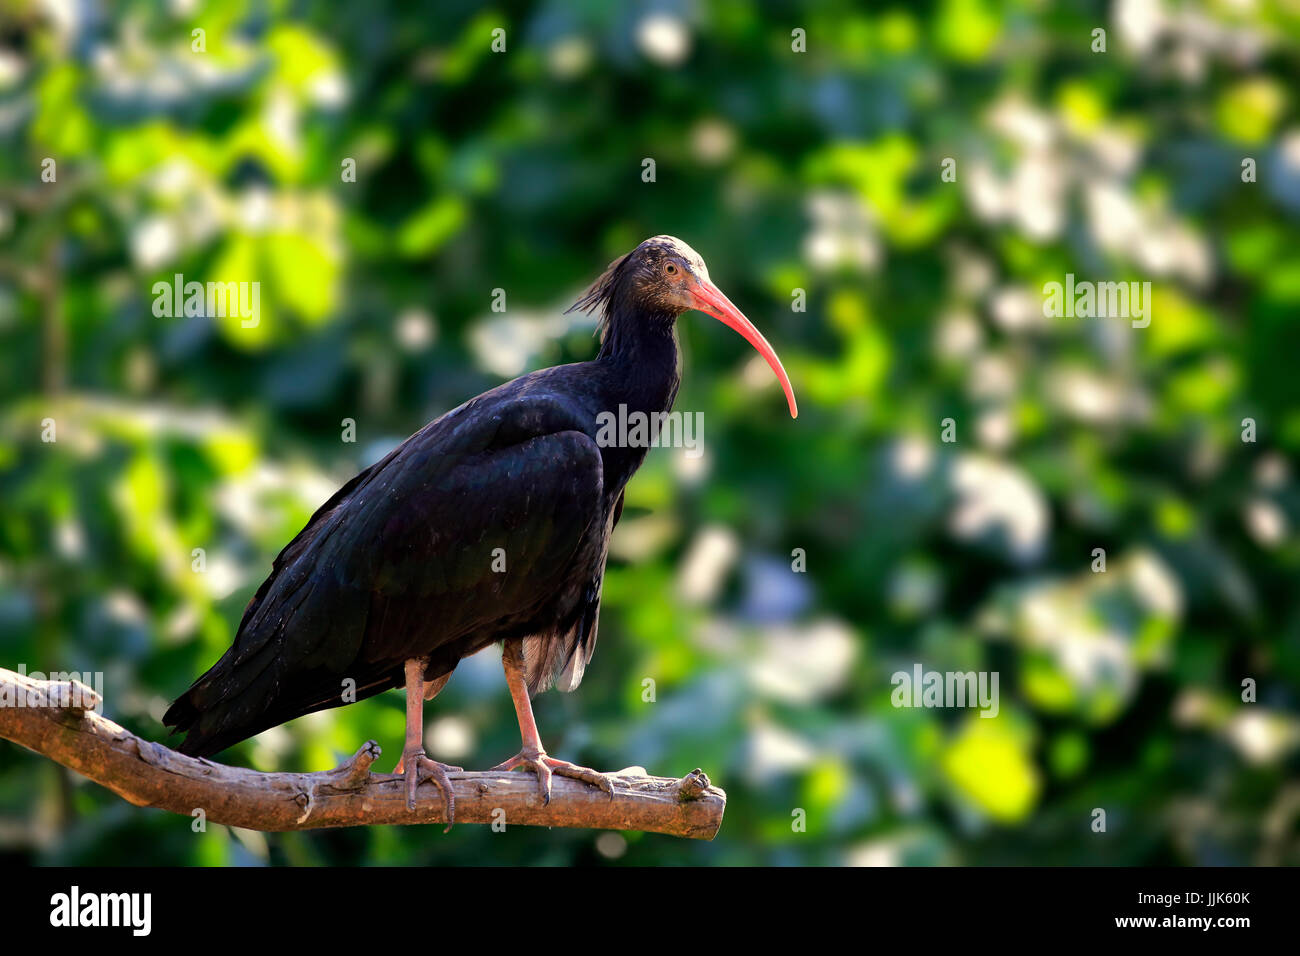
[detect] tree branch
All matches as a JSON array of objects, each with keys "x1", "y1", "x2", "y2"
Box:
[{"x1": 0, "y1": 668, "x2": 725, "y2": 840}]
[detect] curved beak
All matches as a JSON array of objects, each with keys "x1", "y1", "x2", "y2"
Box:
[{"x1": 688, "y1": 279, "x2": 798, "y2": 419}]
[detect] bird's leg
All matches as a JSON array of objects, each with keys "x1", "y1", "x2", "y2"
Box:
[
  {"x1": 393, "y1": 657, "x2": 462, "y2": 829},
  {"x1": 489, "y1": 639, "x2": 614, "y2": 805}
]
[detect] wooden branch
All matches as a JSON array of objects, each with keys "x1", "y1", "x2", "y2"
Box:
[{"x1": 0, "y1": 668, "x2": 725, "y2": 840}]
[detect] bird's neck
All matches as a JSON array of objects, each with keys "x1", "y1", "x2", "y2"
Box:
[
  {"x1": 589, "y1": 308, "x2": 682, "y2": 489},
  {"x1": 595, "y1": 308, "x2": 681, "y2": 416}
]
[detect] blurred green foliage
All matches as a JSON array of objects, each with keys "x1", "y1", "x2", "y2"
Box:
[{"x1": 1, "y1": 0, "x2": 1299, "y2": 865}]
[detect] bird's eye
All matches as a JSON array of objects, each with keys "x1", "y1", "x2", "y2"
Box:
[{"x1": 664, "y1": 262, "x2": 678, "y2": 276}]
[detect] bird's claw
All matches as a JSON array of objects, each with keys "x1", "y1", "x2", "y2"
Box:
[
  {"x1": 490, "y1": 750, "x2": 615, "y2": 806},
  {"x1": 396, "y1": 748, "x2": 462, "y2": 832}
]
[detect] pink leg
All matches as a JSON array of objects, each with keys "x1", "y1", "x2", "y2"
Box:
[
  {"x1": 489, "y1": 639, "x2": 614, "y2": 805},
  {"x1": 393, "y1": 657, "x2": 462, "y2": 830}
]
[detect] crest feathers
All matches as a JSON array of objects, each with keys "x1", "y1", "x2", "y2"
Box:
[{"x1": 565, "y1": 250, "x2": 631, "y2": 341}]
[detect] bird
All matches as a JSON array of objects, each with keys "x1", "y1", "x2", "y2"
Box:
[{"x1": 163, "y1": 235, "x2": 797, "y2": 826}]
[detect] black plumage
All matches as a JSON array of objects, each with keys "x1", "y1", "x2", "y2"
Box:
[{"x1": 164, "y1": 236, "x2": 796, "y2": 818}]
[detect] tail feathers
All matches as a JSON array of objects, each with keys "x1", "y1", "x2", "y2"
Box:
[{"x1": 164, "y1": 655, "x2": 402, "y2": 758}]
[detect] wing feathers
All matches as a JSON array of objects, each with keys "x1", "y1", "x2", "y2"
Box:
[{"x1": 165, "y1": 392, "x2": 606, "y2": 756}]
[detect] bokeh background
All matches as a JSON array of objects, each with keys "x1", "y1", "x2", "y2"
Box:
[{"x1": 2, "y1": 0, "x2": 1299, "y2": 866}]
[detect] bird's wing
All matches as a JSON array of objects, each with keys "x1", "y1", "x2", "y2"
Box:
[
  {"x1": 548, "y1": 488, "x2": 624, "y2": 694},
  {"x1": 166, "y1": 392, "x2": 605, "y2": 754}
]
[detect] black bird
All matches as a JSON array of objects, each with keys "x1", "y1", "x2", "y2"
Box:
[{"x1": 164, "y1": 236, "x2": 797, "y2": 824}]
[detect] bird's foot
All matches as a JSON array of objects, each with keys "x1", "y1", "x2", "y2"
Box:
[
  {"x1": 394, "y1": 748, "x2": 462, "y2": 831},
  {"x1": 490, "y1": 748, "x2": 615, "y2": 806}
]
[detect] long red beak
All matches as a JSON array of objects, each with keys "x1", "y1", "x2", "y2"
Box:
[{"x1": 689, "y1": 279, "x2": 798, "y2": 419}]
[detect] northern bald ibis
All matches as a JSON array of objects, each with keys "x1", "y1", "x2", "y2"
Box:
[{"x1": 164, "y1": 236, "x2": 798, "y2": 826}]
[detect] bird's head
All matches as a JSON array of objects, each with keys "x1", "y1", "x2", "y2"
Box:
[{"x1": 568, "y1": 235, "x2": 797, "y2": 418}]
